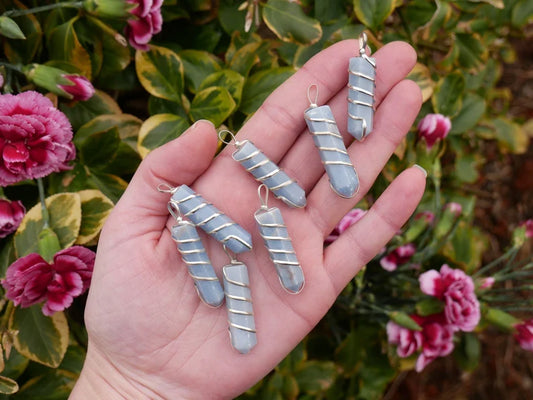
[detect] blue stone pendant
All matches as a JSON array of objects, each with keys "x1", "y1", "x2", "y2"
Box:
[
  {"x1": 304, "y1": 86, "x2": 359, "y2": 198},
  {"x1": 171, "y1": 185, "x2": 252, "y2": 254},
  {"x1": 222, "y1": 258, "x2": 257, "y2": 354},
  {"x1": 347, "y1": 32, "x2": 376, "y2": 141},
  {"x1": 220, "y1": 130, "x2": 306, "y2": 208},
  {"x1": 254, "y1": 185, "x2": 304, "y2": 294},
  {"x1": 168, "y1": 202, "x2": 224, "y2": 308}
]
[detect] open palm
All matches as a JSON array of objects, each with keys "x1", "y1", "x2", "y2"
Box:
[{"x1": 70, "y1": 39, "x2": 426, "y2": 399}]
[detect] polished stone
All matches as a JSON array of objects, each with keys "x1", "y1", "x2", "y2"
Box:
[{"x1": 347, "y1": 56, "x2": 376, "y2": 140}]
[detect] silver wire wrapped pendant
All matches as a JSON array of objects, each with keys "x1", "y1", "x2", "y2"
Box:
[
  {"x1": 222, "y1": 256, "x2": 257, "y2": 354},
  {"x1": 304, "y1": 85, "x2": 359, "y2": 198},
  {"x1": 347, "y1": 32, "x2": 376, "y2": 141},
  {"x1": 219, "y1": 130, "x2": 306, "y2": 208},
  {"x1": 168, "y1": 202, "x2": 224, "y2": 308},
  {"x1": 254, "y1": 185, "x2": 304, "y2": 294},
  {"x1": 171, "y1": 184, "x2": 252, "y2": 254}
]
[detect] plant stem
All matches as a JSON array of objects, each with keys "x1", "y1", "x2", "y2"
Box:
[
  {"x1": 0, "y1": 61, "x2": 22, "y2": 73},
  {"x1": 2, "y1": 1, "x2": 83, "y2": 18},
  {"x1": 37, "y1": 178, "x2": 50, "y2": 228},
  {"x1": 0, "y1": 301, "x2": 14, "y2": 330},
  {"x1": 473, "y1": 246, "x2": 519, "y2": 278}
]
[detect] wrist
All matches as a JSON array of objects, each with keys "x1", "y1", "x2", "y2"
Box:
[{"x1": 69, "y1": 345, "x2": 161, "y2": 400}]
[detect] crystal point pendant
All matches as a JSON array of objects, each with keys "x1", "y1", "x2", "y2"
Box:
[
  {"x1": 347, "y1": 32, "x2": 376, "y2": 141},
  {"x1": 222, "y1": 261, "x2": 257, "y2": 354},
  {"x1": 304, "y1": 90, "x2": 359, "y2": 198},
  {"x1": 171, "y1": 185, "x2": 252, "y2": 253},
  {"x1": 170, "y1": 221, "x2": 224, "y2": 307}
]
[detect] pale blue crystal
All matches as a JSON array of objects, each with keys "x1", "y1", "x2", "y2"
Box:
[{"x1": 347, "y1": 56, "x2": 376, "y2": 140}]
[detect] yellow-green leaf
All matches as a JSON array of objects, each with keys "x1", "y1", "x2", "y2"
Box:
[
  {"x1": 76, "y1": 190, "x2": 114, "y2": 245},
  {"x1": 179, "y1": 49, "x2": 221, "y2": 93},
  {"x1": 262, "y1": 0, "x2": 322, "y2": 45},
  {"x1": 228, "y1": 42, "x2": 261, "y2": 77},
  {"x1": 135, "y1": 45, "x2": 184, "y2": 102},
  {"x1": 432, "y1": 73, "x2": 465, "y2": 117},
  {"x1": 493, "y1": 118, "x2": 529, "y2": 154},
  {"x1": 0, "y1": 375, "x2": 18, "y2": 395},
  {"x1": 240, "y1": 67, "x2": 295, "y2": 114},
  {"x1": 407, "y1": 62, "x2": 434, "y2": 103},
  {"x1": 9, "y1": 306, "x2": 69, "y2": 368},
  {"x1": 353, "y1": 0, "x2": 396, "y2": 30},
  {"x1": 14, "y1": 193, "x2": 82, "y2": 258},
  {"x1": 76, "y1": 114, "x2": 142, "y2": 151},
  {"x1": 46, "y1": 17, "x2": 92, "y2": 79},
  {"x1": 0, "y1": 16, "x2": 25, "y2": 39},
  {"x1": 190, "y1": 87, "x2": 236, "y2": 127},
  {"x1": 137, "y1": 114, "x2": 190, "y2": 158},
  {"x1": 199, "y1": 69, "x2": 245, "y2": 105}
]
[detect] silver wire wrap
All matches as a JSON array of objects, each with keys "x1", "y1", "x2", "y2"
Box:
[
  {"x1": 171, "y1": 185, "x2": 252, "y2": 254},
  {"x1": 347, "y1": 32, "x2": 376, "y2": 141}
]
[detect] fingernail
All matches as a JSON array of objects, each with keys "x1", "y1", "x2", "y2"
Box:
[
  {"x1": 413, "y1": 164, "x2": 427, "y2": 178},
  {"x1": 192, "y1": 119, "x2": 215, "y2": 129}
]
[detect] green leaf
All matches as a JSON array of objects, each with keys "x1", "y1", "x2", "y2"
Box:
[
  {"x1": 9, "y1": 306, "x2": 69, "y2": 368},
  {"x1": 76, "y1": 114, "x2": 142, "y2": 151},
  {"x1": 455, "y1": 32, "x2": 487, "y2": 71},
  {"x1": 453, "y1": 332, "x2": 480, "y2": 372},
  {"x1": 416, "y1": 297, "x2": 445, "y2": 316},
  {"x1": 0, "y1": 239, "x2": 16, "y2": 278},
  {"x1": 407, "y1": 62, "x2": 434, "y2": 103},
  {"x1": 512, "y1": 0, "x2": 533, "y2": 27},
  {"x1": 137, "y1": 114, "x2": 190, "y2": 158},
  {"x1": 443, "y1": 222, "x2": 487, "y2": 273},
  {"x1": 432, "y1": 73, "x2": 465, "y2": 117},
  {"x1": 0, "y1": 376, "x2": 18, "y2": 395},
  {"x1": 240, "y1": 67, "x2": 295, "y2": 114},
  {"x1": 294, "y1": 361, "x2": 337, "y2": 394},
  {"x1": 454, "y1": 153, "x2": 480, "y2": 183},
  {"x1": 59, "y1": 89, "x2": 122, "y2": 131},
  {"x1": 3, "y1": 0, "x2": 42, "y2": 64},
  {"x1": 315, "y1": 0, "x2": 346, "y2": 23},
  {"x1": 12, "y1": 370, "x2": 74, "y2": 399},
  {"x1": 450, "y1": 93, "x2": 486, "y2": 134},
  {"x1": 262, "y1": 0, "x2": 322, "y2": 45},
  {"x1": 189, "y1": 87, "x2": 236, "y2": 127},
  {"x1": 89, "y1": 172, "x2": 128, "y2": 204},
  {"x1": 135, "y1": 45, "x2": 184, "y2": 103},
  {"x1": 402, "y1": 0, "x2": 437, "y2": 32},
  {"x1": 388, "y1": 311, "x2": 422, "y2": 331},
  {"x1": 353, "y1": 0, "x2": 396, "y2": 30},
  {"x1": 14, "y1": 193, "x2": 82, "y2": 258},
  {"x1": 0, "y1": 16, "x2": 25, "y2": 39},
  {"x1": 484, "y1": 307, "x2": 520, "y2": 332},
  {"x1": 86, "y1": 16, "x2": 130, "y2": 72},
  {"x1": 46, "y1": 17, "x2": 92, "y2": 79},
  {"x1": 179, "y1": 49, "x2": 221, "y2": 93},
  {"x1": 228, "y1": 42, "x2": 261, "y2": 77},
  {"x1": 492, "y1": 118, "x2": 529, "y2": 154},
  {"x1": 335, "y1": 330, "x2": 364, "y2": 375},
  {"x1": 199, "y1": 70, "x2": 245, "y2": 105},
  {"x1": 76, "y1": 190, "x2": 114, "y2": 245},
  {"x1": 79, "y1": 127, "x2": 121, "y2": 169}
]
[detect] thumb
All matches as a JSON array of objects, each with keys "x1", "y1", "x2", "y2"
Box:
[{"x1": 107, "y1": 120, "x2": 219, "y2": 230}]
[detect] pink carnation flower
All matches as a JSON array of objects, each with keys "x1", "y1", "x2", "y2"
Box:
[
  {"x1": 521, "y1": 219, "x2": 533, "y2": 239},
  {"x1": 0, "y1": 91, "x2": 75, "y2": 186},
  {"x1": 0, "y1": 199, "x2": 25, "y2": 238},
  {"x1": 380, "y1": 243, "x2": 416, "y2": 271},
  {"x1": 2, "y1": 246, "x2": 95, "y2": 316},
  {"x1": 125, "y1": 0, "x2": 163, "y2": 50},
  {"x1": 419, "y1": 264, "x2": 480, "y2": 332},
  {"x1": 514, "y1": 319, "x2": 533, "y2": 352},
  {"x1": 387, "y1": 314, "x2": 454, "y2": 372},
  {"x1": 325, "y1": 208, "x2": 366, "y2": 243},
  {"x1": 417, "y1": 113, "x2": 451, "y2": 149}
]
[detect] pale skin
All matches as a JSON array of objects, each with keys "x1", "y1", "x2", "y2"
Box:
[{"x1": 69, "y1": 39, "x2": 426, "y2": 399}]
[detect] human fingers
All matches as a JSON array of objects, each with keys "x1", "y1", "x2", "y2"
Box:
[
  {"x1": 103, "y1": 120, "x2": 219, "y2": 235},
  {"x1": 302, "y1": 78, "x2": 422, "y2": 235},
  {"x1": 323, "y1": 166, "x2": 426, "y2": 293}
]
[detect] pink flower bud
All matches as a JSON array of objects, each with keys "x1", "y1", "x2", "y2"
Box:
[
  {"x1": 125, "y1": 0, "x2": 163, "y2": 50},
  {"x1": 58, "y1": 75, "x2": 95, "y2": 101},
  {"x1": 514, "y1": 319, "x2": 533, "y2": 352},
  {"x1": 520, "y1": 219, "x2": 533, "y2": 239},
  {"x1": 2, "y1": 246, "x2": 95, "y2": 316},
  {"x1": 325, "y1": 208, "x2": 366, "y2": 243},
  {"x1": 380, "y1": 243, "x2": 416, "y2": 271},
  {"x1": 480, "y1": 277, "x2": 495, "y2": 289},
  {"x1": 445, "y1": 202, "x2": 462, "y2": 217},
  {"x1": 415, "y1": 211, "x2": 435, "y2": 224},
  {"x1": 0, "y1": 199, "x2": 25, "y2": 238},
  {"x1": 417, "y1": 113, "x2": 451, "y2": 149}
]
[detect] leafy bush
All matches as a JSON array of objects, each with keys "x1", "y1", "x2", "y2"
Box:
[{"x1": 0, "y1": 0, "x2": 531, "y2": 398}]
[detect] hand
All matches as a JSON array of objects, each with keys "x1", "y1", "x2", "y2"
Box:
[{"x1": 70, "y1": 39, "x2": 425, "y2": 399}]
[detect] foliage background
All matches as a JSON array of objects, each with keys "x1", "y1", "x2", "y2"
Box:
[{"x1": 0, "y1": 0, "x2": 532, "y2": 398}]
